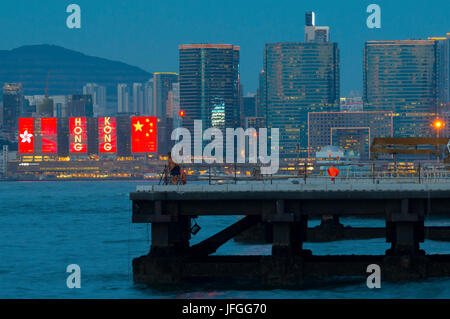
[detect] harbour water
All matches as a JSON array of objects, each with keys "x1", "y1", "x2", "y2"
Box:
[{"x1": 1, "y1": 181, "x2": 450, "y2": 299}]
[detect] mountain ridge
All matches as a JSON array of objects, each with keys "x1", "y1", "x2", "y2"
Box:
[{"x1": 0, "y1": 44, "x2": 153, "y2": 105}]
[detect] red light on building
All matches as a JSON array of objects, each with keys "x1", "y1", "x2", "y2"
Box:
[
  {"x1": 131, "y1": 117, "x2": 157, "y2": 153},
  {"x1": 179, "y1": 110, "x2": 185, "y2": 117},
  {"x1": 69, "y1": 117, "x2": 87, "y2": 153},
  {"x1": 19, "y1": 118, "x2": 34, "y2": 154},
  {"x1": 98, "y1": 117, "x2": 117, "y2": 153},
  {"x1": 41, "y1": 118, "x2": 57, "y2": 154}
]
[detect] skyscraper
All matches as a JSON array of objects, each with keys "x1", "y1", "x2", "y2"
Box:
[
  {"x1": 2, "y1": 83, "x2": 24, "y2": 129},
  {"x1": 143, "y1": 79, "x2": 154, "y2": 116},
  {"x1": 132, "y1": 83, "x2": 144, "y2": 114},
  {"x1": 83, "y1": 83, "x2": 107, "y2": 117},
  {"x1": 242, "y1": 95, "x2": 257, "y2": 119},
  {"x1": 264, "y1": 42, "x2": 340, "y2": 159},
  {"x1": 179, "y1": 44, "x2": 240, "y2": 132},
  {"x1": 364, "y1": 40, "x2": 439, "y2": 138},
  {"x1": 305, "y1": 11, "x2": 330, "y2": 43},
  {"x1": 169, "y1": 82, "x2": 181, "y2": 129},
  {"x1": 67, "y1": 94, "x2": 93, "y2": 117},
  {"x1": 256, "y1": 70, "x2": 266, "y2": 118},
  {"x1": 117, "y1": 84, "x2": 130, "y2": 114},
  {"x1": 153, "y1": 73, "x2": 179, "y2": 119},
  {"x1": 433, "y1": 34, "x2": 450, "y2": 137},
  {"x1": 432, "y1": 35, "x2": 450, "y2": 114}
]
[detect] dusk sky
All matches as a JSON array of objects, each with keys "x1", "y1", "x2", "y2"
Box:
[{"x1": 1, "y1": 0, "x2": 450, "y2": 95}]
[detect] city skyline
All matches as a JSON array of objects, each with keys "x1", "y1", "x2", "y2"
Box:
[{"x1": 1, "y1": 0, "x2": 450, "y2": 95}]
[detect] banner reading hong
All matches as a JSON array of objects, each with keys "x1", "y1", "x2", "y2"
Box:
[{"x1": 69, "y1": 117, "x2": 87, "y2": 153}]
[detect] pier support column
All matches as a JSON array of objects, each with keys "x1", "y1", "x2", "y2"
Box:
[
  {"x1": 149, "y1": 201, "x2": 191, "y2": 256},
  {"x1": 386, "y1": 199, "x2": 424, "y2": 256},
  {"x1": 266, "y1": 200, "x2": 307, "y2": 256}
]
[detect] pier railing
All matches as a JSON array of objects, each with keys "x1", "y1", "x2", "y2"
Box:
[{"x1": 161, "y1": 162, "x2": 450, "y2": 185}]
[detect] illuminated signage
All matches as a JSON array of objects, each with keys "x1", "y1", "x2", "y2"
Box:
[
  {"x1": 131, "y1": 117, "x2": 157, "y2": 153},
  {"x1": 41, "y1": 118, "x2": 58, "y2": 154},
  {"x1": 98, "y1": 117, "x2": 117, "y2": 153},
  {"x1": 19, "y1": 118, "x2": 34, "y2": 154},
  {"x1": 69, "y1": 117, "x2": 87, "y2": 153}
]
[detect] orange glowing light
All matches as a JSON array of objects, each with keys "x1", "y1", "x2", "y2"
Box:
[
  {"x1": 179, "y1": 110, "x2": 185, "y2": 117},
  {"x1": 433, "y1": 120, "x2": 444, "y2": 128}
]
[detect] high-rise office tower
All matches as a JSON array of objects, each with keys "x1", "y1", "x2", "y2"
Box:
[
  {"x1": 2, "y1": 83, "x2": 24, "y2": 129},
  {"x1": 153, "y1": 73, "x2": 179, "y2": 119},
  {"x1": 179, "y1": 44, "x2": 240, "y2": 133},
  {"x1": 168, "y1": 82, "x2": 181, "y2": 129},
  {"x1": 67, "y1": 94, "x2": 93, "y2": 117},
  {"x1": 143, "y1": 79, "x2": 154, "y2": 116},
  {"x1": 364, "y1": 40, "x2": 439, "y2": 138},
  {"x1": 83, "y1": 83, "x2": 106, "y2": 117},
  {"x1": 132, "y1": 83, "x2": 144, "y2": 114},
  {"x1": 432, "y1": 35, "x2": 450, "y2": 112},
  {"x1": 51, "y1": 95, "x2": 68, "y2": 118},
  {"x1": 256, "y1": 70, "x2": 266, "y2": 118},
  {"x1": 264, "y1": 42, "x2": 340, "y2": 159},
  {"x1": 1, "y1": 145, "x2": 8, "y2": 177},
  {"x1": 37, "y1": 97, "x2": 54, "y2": 117},
  {"x1": 305, "y1": 11, "x2": 330, "y2": 43},
  {"x1": 433, "y1": 34, "x2": 450, "y2": 137},
  {"x1": 242, "y1": 95, "x2": 257, "y2": 119},
  {"x1": 117, "y1": 84, "x2": 130, "y2": 114}
]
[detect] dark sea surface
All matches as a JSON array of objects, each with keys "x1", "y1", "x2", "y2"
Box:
[{"x1": 1, "y1": 181, "x2": 450, "y2": 299}]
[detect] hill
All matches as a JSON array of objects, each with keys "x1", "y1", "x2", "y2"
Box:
[{"x1": 0, "y1": 44, "x2": 152, "y2": 104}]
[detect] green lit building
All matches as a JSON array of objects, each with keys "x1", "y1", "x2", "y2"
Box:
[
  {"x1": 179, "y1": 44, "x2": 240, "y2": 132},
  {"x1": 363, "y1": 40, "x2": 439, "y2": 138},
  {"x1": 264, "y1": 42, "x2": 340, "y2": 159}
]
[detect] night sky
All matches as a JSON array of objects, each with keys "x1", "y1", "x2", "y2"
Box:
[{"x1": 1, "y1": 0, "x2": 449, "y2": 95}]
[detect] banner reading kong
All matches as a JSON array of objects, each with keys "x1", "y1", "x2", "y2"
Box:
[
  {"x1": 19, "y1": 118, "x2": 34, "y2": 154},
  {"x1": 131, "y1": 117, "x2": 157, "y2": 153},
  {"x1": 41, "y1": 118, "x2": 58, "y2": 154},
  {"x1": 69, "y1": 117, "x2": 87, "y2": 153},
  {"x1": 98, "y1": 117, "x2": 117, "y2": 153}
]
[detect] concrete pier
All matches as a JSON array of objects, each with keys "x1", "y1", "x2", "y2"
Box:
[{"x1": 130, "y1": 183, "x2": 450, "y2": 287}]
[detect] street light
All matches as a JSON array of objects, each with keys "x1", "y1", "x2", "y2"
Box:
[{"x1": 432, "y1": 119, "x2": 445, "y2": 138}]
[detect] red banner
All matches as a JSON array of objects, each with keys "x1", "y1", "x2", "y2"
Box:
[
  {"x1": 19, "y1": 118, "x2": 34, "y2": 154},
  {"x1": 41, "y1": 118, "x2": 57, "y2": 154},
  {"x1": 98, "y1": 117, "x2": 117, "y2": 153},
  {"x1": 69, "y1": 117, "x2": 87, "y2": 153},
  {"x1": 131, "y1": 117, "x2": 157, "y2": 153}
]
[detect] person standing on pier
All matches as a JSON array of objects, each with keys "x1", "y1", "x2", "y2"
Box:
[{"x1": 167, "y1": 152, "x2": 181, "y2": 185}]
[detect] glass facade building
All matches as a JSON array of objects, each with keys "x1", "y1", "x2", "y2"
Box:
[
  {"x1": 179, "y1": 44, "x2": 240, "y2": 132},
  {"x1": 264, "y1": 42, "x2": 340, "y2": 159},
  {"x1": 308, "y1": 111, "x2": 393, "y2": 160},
  {"x1": 363, "y1": 40, "x2": 439, "y2": 138},
  {"x1": 2, "y1": 83, "x2": 24, "y2": 129}
]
